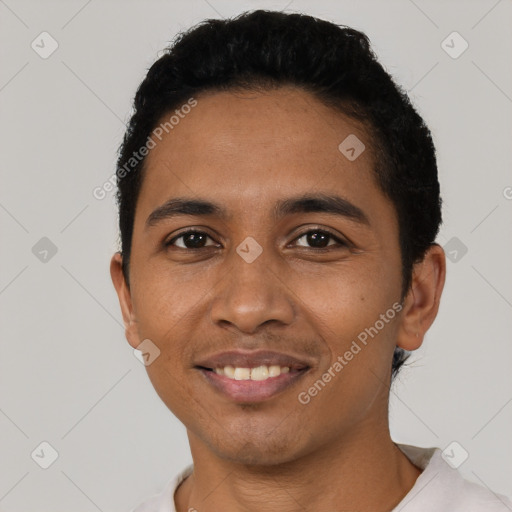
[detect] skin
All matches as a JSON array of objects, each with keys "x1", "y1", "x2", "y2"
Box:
[{"x1": 110, "y1": 86, "x2": 446, "y2": 512}]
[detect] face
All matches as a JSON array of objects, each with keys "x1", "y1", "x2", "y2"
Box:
[{"x1": 112, "y1": 86, "x2": 411, "y2": 465}]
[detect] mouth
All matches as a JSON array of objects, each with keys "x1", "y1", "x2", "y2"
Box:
[{"x1": 194, "y1": 350, "x2": 313, "y2": 403}]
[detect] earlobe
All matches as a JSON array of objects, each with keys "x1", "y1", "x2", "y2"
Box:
[
  {"x1": 396, "y1": 244, "x2": 446, "y2": 351},
  {"x1": 110, "y1": 252, "x2": 141, "y2": 349}
]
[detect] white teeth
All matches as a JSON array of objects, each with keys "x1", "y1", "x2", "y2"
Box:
[
  {"x1": 214, "y1": 365, "x2": 292, "y2": 381},
  {"x1": 269, "y1": 365, "x2": 281, "y2": 377},
  {"x1": 224, "y1": 365, "x2": 235, "y2": 378},
  {"x1": 234, "y1": 367, "x2": 251, "y2": 380},
  {"x1": 250, "y1": 365, "x2": 269, "y2": 381}
]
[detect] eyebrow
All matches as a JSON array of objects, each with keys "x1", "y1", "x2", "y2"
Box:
[{"x1": 145, "y1": 193, "x2": 370, "y2": 230}]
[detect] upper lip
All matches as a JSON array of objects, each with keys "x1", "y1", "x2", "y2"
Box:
[{"x1": 194, "y1": 349, "x2": 313, "y2": 370}]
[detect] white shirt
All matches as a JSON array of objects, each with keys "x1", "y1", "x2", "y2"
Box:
[{"x1": 131, "y1": 443, "x2": 512, "y2": 511}]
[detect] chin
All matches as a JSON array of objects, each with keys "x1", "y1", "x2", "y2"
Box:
[
  {"x1": 201, "y1": 421, "x2": 309, "y2": 467},
  {"x1": 218, "y1": 442, "x2": 298, "y2": 466}
]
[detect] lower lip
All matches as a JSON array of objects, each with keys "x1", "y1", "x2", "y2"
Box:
[{"x1": 198, "y1": 368, "x2": 309, "y2": 403}]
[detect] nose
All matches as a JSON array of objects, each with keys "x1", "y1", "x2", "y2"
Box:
[{"x1": 209, "y1": 248, "x2": 295, "y2": 334}]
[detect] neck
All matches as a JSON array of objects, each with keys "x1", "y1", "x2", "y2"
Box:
[{"x1": 175, "y1": 421, "x2": 421, "y2": 512}]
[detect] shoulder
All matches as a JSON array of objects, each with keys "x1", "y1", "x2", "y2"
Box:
[
  {"x1": 395, "y1": 444, "x2": 512, "y2": 512},
  {"x1": 453, "y1": 477, "x2": 512, "y2": 511},
  {"x1": 129, "y1": 464, "x2": 194, "y2": 512}
]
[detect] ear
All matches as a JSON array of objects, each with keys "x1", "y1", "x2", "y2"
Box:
[
  {"x1": 110, "y1": 252, "x2": 141, "y2": 349},
  {"x1": 396, "y1": 243, "x2": 446, "y2": 351}
]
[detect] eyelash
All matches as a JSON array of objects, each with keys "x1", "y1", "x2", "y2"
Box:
[{"x1": 164, "y1": 228, "x2": 348, "y2": 251}]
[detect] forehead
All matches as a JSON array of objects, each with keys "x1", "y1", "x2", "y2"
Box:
[
  {"x1": 135, "y1": 86, "x2": 387, "y2": 226},
  {"x1": 150, "y1": 86, "x2": 372, "y2": 159}
]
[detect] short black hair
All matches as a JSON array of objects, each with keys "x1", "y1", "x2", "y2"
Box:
[{"x1": 115, "y1": 9, "x2": 442, "y2": 380}]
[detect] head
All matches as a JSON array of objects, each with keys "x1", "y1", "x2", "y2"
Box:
[{"x1": 110, "y1": 10, "x2": 445, "y2": 465}]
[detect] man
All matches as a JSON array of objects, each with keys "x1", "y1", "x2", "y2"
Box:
[{"x1": 110, "y1": 9, "x2": 512, "y2": 512}]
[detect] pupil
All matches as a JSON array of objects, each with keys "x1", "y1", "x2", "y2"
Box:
[
  {"x1": 185, "y1": 233, "x2": 205, "y2": 248},
  {"x1": 308, "y1": 232, "x2": 328, "y2": 248},
  {"x1": 181, "y1": 232, "x2": 331, "y2": 249}
]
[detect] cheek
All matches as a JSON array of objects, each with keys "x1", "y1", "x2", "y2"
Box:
[
  {"x1": 294, "y1": 261, "x2": 400, "y2": 398},
  {"x1": 131, "y1": 262, "x2": 206, "y2": 337},
  {"x1": 133, "y1": 271, "x2": 206, "y2": 417},
  {"x1": 296, "y1": 259, "x2": 397, "y2": 338},
  {"x1": 145, "y1": 360, "x2": 210, "y2": 433}
]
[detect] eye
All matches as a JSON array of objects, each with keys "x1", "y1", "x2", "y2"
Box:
[
  {"x1": 292, "y1": 229, "x2": 347, "y2": 250},
  {"x1": 164, "y1": 228, "x2": 348, "y2": 251},
  {"x1": 165, "y1": 229, "x2": 218, "y2": 249}
]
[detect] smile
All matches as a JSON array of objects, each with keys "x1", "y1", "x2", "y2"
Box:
[
  {"x1": 213, "y1": 365, "x2": 290, "y2": 381},
  {"x1": 194, "y1": 349, "x2": 313, "y2": 402},
  {"x1": 197, "y1": 366, "x2": 309, "y2": 403},
  {"x1": 194, "y1": 350, "x2": 314, "y2": 403}
]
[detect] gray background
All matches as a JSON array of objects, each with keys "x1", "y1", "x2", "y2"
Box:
[{"x1": 1, "y1": 0, "x2": 511, "y2": 510}]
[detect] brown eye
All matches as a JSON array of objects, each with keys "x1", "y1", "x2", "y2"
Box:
[
  {"x1": 166, "y1": 230, "x2": 217, "y2": 249},
  {"x1": 293, "y1": 229, "x2": 346, "y2": 249}
]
